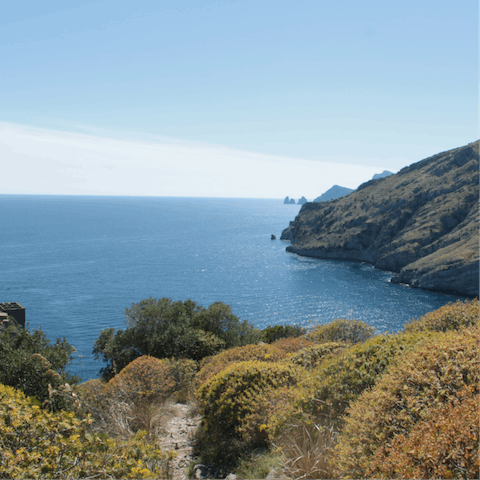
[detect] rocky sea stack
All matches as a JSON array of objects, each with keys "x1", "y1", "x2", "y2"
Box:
[{"x1": 281, "y1": 141, "x2": 479, "y2": 296}]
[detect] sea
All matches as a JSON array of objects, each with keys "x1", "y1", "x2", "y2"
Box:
[{"x1": 0, "y1": 195, "x2": 467, "y2": 381}]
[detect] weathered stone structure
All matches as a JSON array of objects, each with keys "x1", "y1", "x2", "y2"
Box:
[{"x1": 0, "y1": 302, "x2": 26, "y2": 328}]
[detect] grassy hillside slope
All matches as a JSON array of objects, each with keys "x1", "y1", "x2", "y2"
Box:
[{"x1": 281, "y1": 141, "x2": 479, "y2": 296}]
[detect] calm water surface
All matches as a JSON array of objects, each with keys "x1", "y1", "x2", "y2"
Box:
[{"x1": 0, "y1": 195, "x2": 465, "y2": 380}]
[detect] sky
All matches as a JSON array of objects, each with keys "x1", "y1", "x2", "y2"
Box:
[{"x1": 0, "y1": 0, "x2": 477, "y2": 199}]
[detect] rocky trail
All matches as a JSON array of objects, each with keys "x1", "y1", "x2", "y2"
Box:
[{"x1": 158, "y1": 402, "x2": 202, "y2": 480}]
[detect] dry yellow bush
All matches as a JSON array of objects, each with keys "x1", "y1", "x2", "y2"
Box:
[
  {"x1": 196, "y1": 343, "x2": 286, "y2": 386},
  {"x1": 335, "y1": 326, "x2": 479, "y2": 479},
  {"x1": 405, "y1": 298, "x2": 479, "y2": 333}
]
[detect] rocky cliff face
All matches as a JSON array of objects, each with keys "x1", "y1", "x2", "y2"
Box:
[{"x1": 281, "y1": 141, "x2": 479, "y2": 296}]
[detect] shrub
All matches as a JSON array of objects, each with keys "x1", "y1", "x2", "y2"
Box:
[
  {"x1": 309, "y1": 318, "x2": 376, "y2": 345},
  {"x1": 0, "y1": 383, "x2": 175, "y2": 479},
  {"x1": 77, "y1": 356, "x2": 197, "y2": 438},
  {"x1": 195, "y1": 343, "x2": 286, "y2": 386},
  {"x1": 196, "y1": 360, "x2": 300, "y2": 468},
  {"x1": 107, "y1": 355, "x2": 176, "y2": 406},
  {"x1": 287, "y1": 342, "x2": 345, "y2": 370},
  {"x1": 93, "y1": 298, "x2": 261, "y2": 379},
  {"x1": 0, "y1": 323, "x2": 79, "y2": 407},
  {"x1": 261, "y1": 324, "x2": 307, "y2": 343},
  {"x1": 405, "y1": 298, "x2": 479, "y2": 333},
  {"x1": 335, "y1": 326, "x2": 479, "y2": 479},
  {"x1": 367, "y1": 386, "x2": 479, "y2": 479},
  {"x1": 274, "y1": 331, "x2": 427, "y2": 431},
  {"x1": 270, "y1": 336, "x2": 313, "y2": 354},
  {"x1": 168, "y1": 357, "x2": 198, "y2": 403}
]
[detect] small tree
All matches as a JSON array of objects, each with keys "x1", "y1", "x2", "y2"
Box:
[
  {"x1": 93, "y1": 298, "x2": 261, "y2": 379},
  {"x1": 0, "y1": 322, "x2": 79, "y2": 406}
]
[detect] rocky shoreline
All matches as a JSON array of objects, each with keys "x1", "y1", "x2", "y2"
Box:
[{"x1": 281, "y1": 141, "x2": 479, "y2": 297}]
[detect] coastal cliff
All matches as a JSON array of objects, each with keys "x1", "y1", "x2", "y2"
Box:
[{"x1": 281, "y1": 141, "x2": 479, "y2": 296}]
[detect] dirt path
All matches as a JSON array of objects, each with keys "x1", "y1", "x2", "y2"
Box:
[{"x1": 158, "y1": 402, "x2": 202, "y2": 480}]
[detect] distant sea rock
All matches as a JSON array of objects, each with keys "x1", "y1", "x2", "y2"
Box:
[
  {"x1": 283, "y1": 196, "x2": 296, "y2": 204},
  {"x1": 372, "y1": 170, "x2": 393, "y2": 180},
  {"x1": 281, "y1": 141, "x2": 479, "y2": 297},
  {"x1": 314, "y1": 185, "x2": 354, "y2": 202},
  {"x1": 297, "y1": 196, "x2": 308, "y2": 205}
]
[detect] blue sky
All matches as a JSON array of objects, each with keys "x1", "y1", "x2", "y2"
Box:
[{"x1": 0, "y1": 1, "x2": 477, "y2": 198}]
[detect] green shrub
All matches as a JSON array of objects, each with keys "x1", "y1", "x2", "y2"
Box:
[
  {"x1": 93, "y1": 298, "x2": 261, "y2": 379},
  {"x1": 0, "y1": 323, "x2": 79, "y2": 407},
  {"x1": 196, "y1": 360, "x2": 300, "y2": 469},
  {"x1": 309, "y1": 318, "x2": 376, "y2": 345},
  {"x1": 0, "y1": 383, "x2": 175, "y2": 479},
  {"x1": 196, "y1": 343, "x2": 286, "y2": 386},
  {"x1": 404, "y1": 298, "x2": 479, "y2": 333},
  {"x1": 335, "y1": 326, "x2": 479, "y2": 479},
  {"x1": 261, "y1": 324, "x2": 307, "y2": 343}
]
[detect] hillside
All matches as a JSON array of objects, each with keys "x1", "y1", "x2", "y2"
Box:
[{"x1": 281, "y1": 141, "x2": 479, "y2": 296}]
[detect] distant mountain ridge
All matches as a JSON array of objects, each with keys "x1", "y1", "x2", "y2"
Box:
[
  {"x1": 372, "y1": 170, "x2": 393, "y2": 180},
  {"x1": 314, "y1": 185, "x2": 354, "y2": 202},
  {"x1": 281, "y1": 141, "x2": 479, "y2": 296}
]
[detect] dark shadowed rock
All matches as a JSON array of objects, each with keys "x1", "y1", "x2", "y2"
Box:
[{"x1": 281, "y1": 141, "x2": 479, "y2": 296}]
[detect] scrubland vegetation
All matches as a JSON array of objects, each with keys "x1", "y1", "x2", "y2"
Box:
[{"x1": 0, "y1": 298, "x2": 478, "y2": 479}]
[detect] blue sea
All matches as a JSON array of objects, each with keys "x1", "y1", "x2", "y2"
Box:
[{"x1": 0, "y1": 195, "x2": 466, "y2": 381}]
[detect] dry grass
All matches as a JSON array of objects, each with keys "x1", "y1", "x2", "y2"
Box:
[
  {"x1": 275, "y1": 423, "x2": 337, "y2": 479},
  {"x1": 76, "y1": 378, "x2": 176, "y2": 440}
]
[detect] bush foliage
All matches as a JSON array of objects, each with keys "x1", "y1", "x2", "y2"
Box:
[
  {"x1": 77, "y1": 356, "x2": 197, "y2": 438},
  {"x1": 404, "y1": 298, "x2": 479, "y2": 333},
  {"x1": 0, "y1": 383, "x2": 175, "y2": 479},
  {"x1": 309, "y1": 318, "x2": 376, "y2": 345},
  {"x1": 107, "y1": 355, "x2": 177, "y2": 405},
  {"x1": 367, "y1": 386, "x2": 479, "y2": 479},
  {"x1": 196, "y1": 360, "x2": 300, "y2": 468},
  {"x1": 287, "y1": 342, "x2": 345, "y2": 370},
  {"x1": 335, "y1": 326, "x2": 479, "y2": 479},
  {"x1": 270, "y1": 336, "x2": 314, "y2": 354},
  {"x1": 196, "y1": 343, "x2": 286, "y2": 386},
  {"x1": 272, "y1": 331, "x2": 427, "y2": 432},
  {"x1": 0, "y1": 323, "x2": 79, "y2": 407},
  {"x1": 261, "y1": 324, "x2": 306, "y2": 343},
  {"x1": 93, "y1": 298, "x2": 261, "y2": 379}
]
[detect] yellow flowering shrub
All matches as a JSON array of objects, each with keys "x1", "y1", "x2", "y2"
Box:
[
  {"x1": 271, "y1": 330, "x2": 427, "y2": 434},
  {"x1": 404, "y1": 298, "x2": 479, "y2": 333},
  {"x1": 0, "y1": 383, "x2": 175, "y2": 479},
  {"x1": 196, "y1": 360, "x2": 300, "y2": 467},
  {"x1": 286, "y1": 342, "x2": 345, "y2": 370},
  {"x1": 196, "y1": 343, "x2": 286, "y2": 386},
  {"x1": 367, "y1": 385, "x2": 479, "y2": 479},
  {"x1": 335, "y1": 326, "x2": 479, "y2": 479}
]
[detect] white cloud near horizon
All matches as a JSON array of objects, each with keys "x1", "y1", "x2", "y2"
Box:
[{"x1": 1, "y1": 123, "x2": 389, "y2": 199}]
